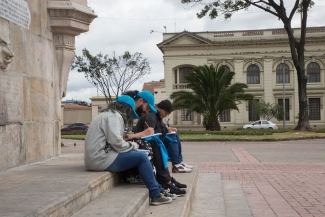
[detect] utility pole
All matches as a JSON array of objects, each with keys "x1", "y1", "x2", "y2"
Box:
[{"x1": 282, "y1": 62, "x2": 286, "y2": 129}]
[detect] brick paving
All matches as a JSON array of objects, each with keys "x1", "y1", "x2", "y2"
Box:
[
  {"x1": 61, "y1": 139, "x2": 325, "y2": 217},
  {"x1": 183, "y1": 139, "x2": 325, "y2": 217}
]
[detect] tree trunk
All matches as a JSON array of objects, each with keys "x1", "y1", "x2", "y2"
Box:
[
  {"x1": 293, "y1": 71, "x2": 310, "y2": 131},
  {"x1": 205, "y1": 117, "x2": 221, "y2": 131},
  {"x1": 282, "y1": 1, "x2": 311, "y2": 131}
]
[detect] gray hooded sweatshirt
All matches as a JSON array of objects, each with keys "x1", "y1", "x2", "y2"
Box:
[{"x1": 84, "y1": 111, "x2": 137, "y2": 171}]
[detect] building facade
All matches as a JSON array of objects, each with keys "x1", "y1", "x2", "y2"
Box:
[{"x1": 157, "y1": 27, "x2": 325, "y2": 130}]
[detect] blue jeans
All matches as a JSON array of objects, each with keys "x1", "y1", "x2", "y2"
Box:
[
  {"x1": 161, "y1": 133, "x2": 183, "y2": 165},
  {"x1": 105, "y1": 150, "x2": 161, "y2": 198}
]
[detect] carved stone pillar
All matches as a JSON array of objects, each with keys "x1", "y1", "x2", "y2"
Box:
[
  {"x1": 48, "y1": 1, "x2": 97, "y2": 97},
  {"x1": 177, "y1": 110, "x2": 181, "y2": 125},
  {"x1": 193, "y1": 112, "x2": 198, "y2": 125}
]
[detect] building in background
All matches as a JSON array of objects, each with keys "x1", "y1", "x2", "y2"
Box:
[
  {"x1": 61, "y1": 104, "x2": 92, "y2": 127},
  {"x1": 157, "y1": 27, "x2": 325, "y2": 130},
  {"x1": 142, "y1": 79, "x2": 166, "y2": 103}
]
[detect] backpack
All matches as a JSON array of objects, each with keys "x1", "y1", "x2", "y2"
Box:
[{"x1": 120, "y1": 139, "x2": 156, "y2": 183}]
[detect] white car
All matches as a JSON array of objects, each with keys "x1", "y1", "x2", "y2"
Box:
[{"x1": 243, "y1": 120, "x2": 278, "y2": 130}]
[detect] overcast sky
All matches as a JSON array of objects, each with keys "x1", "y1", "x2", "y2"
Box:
[{"x1": 63, "y1": 0, "x2": 325, "y2": 103}]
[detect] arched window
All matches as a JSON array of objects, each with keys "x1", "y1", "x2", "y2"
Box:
[
  {"x1": 221, "y1": 65, "x2": 230, "y2": 73},
  {"x1": 179, "y1": 67, "x2": 193, "y2": 83},
  {"x1": 247, "y1": 64, "x2": 260, "y2": 84},
  {"x1": 307, "y1": 62, "x2": 320, "y2": 82},
  {"x1": 276, "y1": 63, "x2": 290, "y2": 83}
]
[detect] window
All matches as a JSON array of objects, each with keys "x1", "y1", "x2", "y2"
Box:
[
  {"x1": 181, "y1": 109, "x2": 194, "y2": 121},
  {"x1": 247, "y1": 64, "x2": 260, "y2": 84},
  {"x1": 248, "y1": 99, "x2": 260, "y2": 121},
  {"x1": 174, "y1": 69, "x2": 177, "y2": 84},
  {"x1": 221, "y1": 65, "x2": 230, "y2": 73},
  {"x1": 278, "y1": 99, "x2": 290, "y2": 120},
  {"x1": 309, "y1": 98, "x2": 321, "y2": 120},
  {"x1": 179, "y1": 67, "x2": 193, "y2": 83},
  {"x1": 276, "y1": 63, "x2": 290, "y2": 83},
  {"x1": 220, "y1": 109, "x2": 230, "y2": 122},
  {"x1": 307, "y1": 62, "x2": 320, "y2": 82}
]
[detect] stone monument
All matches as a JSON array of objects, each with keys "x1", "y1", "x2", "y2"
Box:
[{"x1": 0, "y1": 0, "x2": 96, "y2": 171}]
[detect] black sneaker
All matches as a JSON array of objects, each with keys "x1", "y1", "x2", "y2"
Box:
[
  {"x1": 161, "y1": 189, "x2": 177, "y2": 200},
  {"x1": 171, "y1": 177, "x2": 187, "y2": 189},
  {"x1": 165, "y1": 182, "x2": 186, "y2": 197},
  {"x1": 151, "y1": 193, "x2": 172, "y2": 206}
]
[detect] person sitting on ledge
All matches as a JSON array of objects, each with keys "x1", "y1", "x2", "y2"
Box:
[
  {"x1": 84, "y1": 95, "x2": 172, "y2": 206},
  {"x1": 136, "y1": 99, "x2": 193, "y2": 173},
  {"x1": 122, "y1": 91, "x2": 187, "y2": 196}
]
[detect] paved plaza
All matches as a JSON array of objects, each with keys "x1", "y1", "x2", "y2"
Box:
[{"x1": 62, "y1": 139, "x2": 325, "y2": 217}]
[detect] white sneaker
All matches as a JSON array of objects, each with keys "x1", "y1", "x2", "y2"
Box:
[
  {"x1": 172, "y1": 164, "x2": 192, "y2": 173},
  {"x1": 181, "y1": 162, "x2": 193, "y2": 169}
]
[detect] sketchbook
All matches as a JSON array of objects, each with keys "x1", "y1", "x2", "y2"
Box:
[
  {"x1": 166, "y1": 131, "x2": 177, "y2": 135},
  {"x1": 141, "y1": 133, "x2": 162, "y2": 139}
]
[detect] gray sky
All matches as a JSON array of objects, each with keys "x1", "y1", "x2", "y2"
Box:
[{"x1": 63, "y1": 0, "x2": 325, "y2": 103}]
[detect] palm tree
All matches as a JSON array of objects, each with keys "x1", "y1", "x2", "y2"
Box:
[{"x1": 170, "y1": 64, "x2": 253, "y2": 131}]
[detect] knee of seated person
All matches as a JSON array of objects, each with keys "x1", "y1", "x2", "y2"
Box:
[{"x1": 138, "y1": 151, "x2": 149, "y2": 160}]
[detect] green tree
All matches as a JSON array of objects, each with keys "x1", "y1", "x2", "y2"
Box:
[
  {"x1": 181, "y1": 0, "x2": 315, "y2": 131},
  {"x1": 170, "y1": 64, "x2": 253, "y2": 131},
  {"x1": 75, "y1": 100, "x2": 89, "y2": 107},
  {"x1": 252, "y1": 100, "x2": 283, "y2": 121},
  {"x1": 71, "y1": 49, "x2": 151, "y2": 105}
]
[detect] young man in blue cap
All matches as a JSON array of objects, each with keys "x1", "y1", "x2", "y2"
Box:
[
  {"x1": 135, "y1": 99, "x2": 189, "y2": 196},
  {"x1": 122, "y1": 90, "x2": 187, "y2": 196},
  {"x1": 123, "y1": 90, "x2": 157, "y2": 116}
]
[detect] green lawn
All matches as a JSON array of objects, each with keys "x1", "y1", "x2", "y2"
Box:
[{"x1": 61, "y1": 131, "x2": 325, "y2": 141}]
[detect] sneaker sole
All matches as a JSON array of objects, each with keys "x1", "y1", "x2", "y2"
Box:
[
  {"x1": 151, "y1": 199, "x2": 173, "y2": 205},
  {"x1": 172, "y1": 170, "x2": 192, "y2": 173},
  {"x1": 176, "y1": 194, "x2": 185, "y2": 197}
]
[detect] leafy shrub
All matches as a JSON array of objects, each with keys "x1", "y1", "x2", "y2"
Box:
[
  {"x1": 61, "y1": 130, "x2": 88, "y2": 135},
  {"x1": 315, "y1": 129, "x2": 325, "y2": 133}
]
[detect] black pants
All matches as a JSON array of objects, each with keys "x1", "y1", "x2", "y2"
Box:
[{"x1": 150, "y1": 141, "x2": 171, "y2": 186}]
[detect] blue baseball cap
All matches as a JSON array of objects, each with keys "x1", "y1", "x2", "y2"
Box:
[
  {"x1": 116, "y1": 95, "x2": 139, "y2": 119},
  {"x1": 137, "y1": 91, "x2": 157, "y2": 114}
]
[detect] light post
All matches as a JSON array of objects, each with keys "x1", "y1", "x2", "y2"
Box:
[{"x1": 282, "y1": 62, "x2": 286, "y2": 129}]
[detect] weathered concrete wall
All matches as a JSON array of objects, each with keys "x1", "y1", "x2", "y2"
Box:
[{"x1": 0, "y1": 0, "x2": 96, "y2": 171}]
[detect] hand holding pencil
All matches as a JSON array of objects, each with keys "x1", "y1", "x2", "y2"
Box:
[{"x1": 143, "y1": 122, "x2": 154, "y2": 137}]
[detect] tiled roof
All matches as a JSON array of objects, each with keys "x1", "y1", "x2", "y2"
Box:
[
  {"x1": 62, "y1": 104, "x2": 91, "y2": 110},
  {"x1": 142, "y1": 79, "x2": 165, "y2": 94}
]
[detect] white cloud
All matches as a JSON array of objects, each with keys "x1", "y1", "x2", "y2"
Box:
[{"x1": 63, "y1": 0, "x2": 325, "y2": 103}]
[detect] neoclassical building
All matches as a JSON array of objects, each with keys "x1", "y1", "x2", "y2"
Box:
[{"x1": 157, "y1": 27, "x2": 325, "y2": 130}]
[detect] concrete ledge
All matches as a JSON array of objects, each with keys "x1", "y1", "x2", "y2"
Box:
[
  {"x1": 191, "y1": 173, "x2": 226, "y2": 217},
  {"x1": 144, "y1": 166, "x2": 199, "y2": 217},
  {"x1": 0, "y1": 152, "x2": 119, "y2": 217},
  {"x1": 222, "y1": 180, "x2": 253, "y2": 217}
]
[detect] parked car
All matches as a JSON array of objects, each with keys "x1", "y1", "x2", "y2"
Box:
[
  {"x1": 243, "y1": 120, "x2": 278, "y2": 130},
  {"x1": 61, "y1": 122, "x2": 90, "y2": 132}
]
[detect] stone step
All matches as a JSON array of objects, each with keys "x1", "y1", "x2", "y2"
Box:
[
  {"x1": 222, "y1": 180, "x2": 253, "y2": 217},
  {"x1": 0, "y1": 152, "x2": 119, "y2": 217},
  {"x1": 191, "y1": 173, "x2": 226, "y2": 217},
  {"x1": 144, "y1": 166, "x2": 199, "y2": 217},
  {"x1": 71, "y1": 166, "x2": 199, "y2": 217},
  {"x1": 71, "y1": 183, "x2": 149, "y2": 217}
]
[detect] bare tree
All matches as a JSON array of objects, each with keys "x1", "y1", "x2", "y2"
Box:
[
  {"x1": 181, "y1": 0, "x2": 315, "y2": 131},
  {"x1": 252, "y1": 100, "x2": 283, "y2": 121},
  {"x1": 72, "y1": 49, "x2": 151, "y2": 105}
]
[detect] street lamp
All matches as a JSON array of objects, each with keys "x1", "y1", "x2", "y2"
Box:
[{"x1": 282, "y1": 61, "x2": 286, "y2": 129}]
